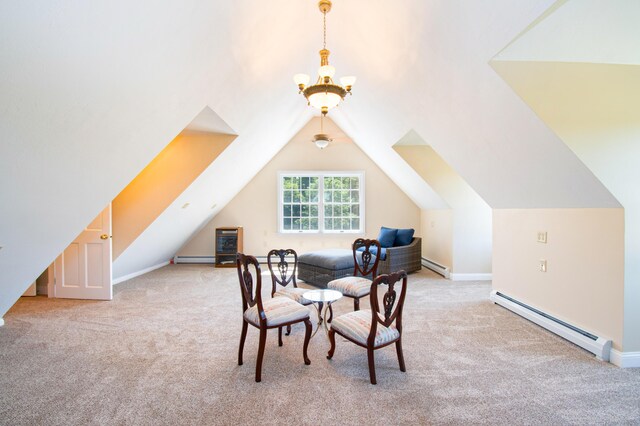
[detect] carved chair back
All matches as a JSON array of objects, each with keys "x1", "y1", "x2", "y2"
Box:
[
  {"x1": 368, "y1": 270, "x2": 408, "y2": 346},
  {"x1": 267, "y1": 249, "x2": 298, "y2": 297},
  {"x1": 236, "y1": 253, "x2": 266, "y2": 325},
  {"x1": 352, "y1": 238, "x2": 382, "y2": 279}
]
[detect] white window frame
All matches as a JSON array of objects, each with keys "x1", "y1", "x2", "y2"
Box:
[{"x1": 278, "y1": 171, "x2": 365, "y2": 234}]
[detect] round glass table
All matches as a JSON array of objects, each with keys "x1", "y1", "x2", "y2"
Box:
[{"x1": 302, "y1": 289, "x2": 343, "y2": 338}]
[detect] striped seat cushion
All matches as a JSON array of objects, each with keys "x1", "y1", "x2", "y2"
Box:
[
  {"x1": 330, "y1": 309, "x2": 400, "y2": 347},
  {"x1": 243, "y1": 297, "x2": 309, "y2": 327},
  {"x1": 274, "y1": 287, "x2": 312, "y2": 305},
  {"x1": 327, "y1": 276, "x2": 372, "y2": 298}
]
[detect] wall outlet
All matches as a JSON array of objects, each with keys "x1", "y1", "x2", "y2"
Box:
[
  {"x1": 539, "y1": 259, "x2": 547, "y2": 272},
  {"x1": 537, "y1": 232, "x2": 547, "y2": 243}
]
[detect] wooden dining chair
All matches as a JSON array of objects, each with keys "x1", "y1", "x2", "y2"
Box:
[
  {"x1": 267, "y1": 249, "x2": 313, "y2": 337},
  {"x1": 237, "y1": 252, "x2": 312, "y2": 382},
  {"x1": 327, "y1": 238, "x2": 381, "y2": 311},
  {"x1": 327, "y1": 270, "x2": 408, "y2": 384}
]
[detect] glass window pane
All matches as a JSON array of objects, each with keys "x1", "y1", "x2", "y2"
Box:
[
  {"x1": 292, "y1": 218, "x2": 301, "y2": 230},
  {"x1": 324, "y1": 205, "x2": 332, "y2": 217},
  {"x1": 301, "y1": 205, "x2": 309, "y2": 217},
  {"x1": 300, "y1": 190, "x2": 309, "y2": 202},
  {"x1": 292, "y1": 205, "x2": 300, "y2": 216},
  {"x1": 310, "y1": 177, "x2": 319, "y2": 189},
  {"x1": 333, "y1": 191, "x2": 340, "y2": 203},
  {"x1": 351, "y1": 190, "x2": 359, "y2": 202},
  {"x1": 351, "y1": 218, "x2": 360, "y2": 230},
  {"x1": 310, "y1": 190, "x2": 318, "y2": 202},
  {"x1": 324, "y1": 218, "x2": 332, "y2": 230},
  {"x1": 284, "y1": 218, "x2": 292, "y2": 230},
  {"x1": 324, "y1": 177, "x2": 332, "y2": 189},
  {"x1": 301, "y1": 218, "x2": 309, "y2": 229},
  {"x1": 351, "y1": 204, "x2": 359, "y2": 216},
  {"x1": 301, "y1": 177, "x2": 309, "y2": 189},
  {"x1": 341, "y1": 218, "x2": 351, "y2": 229},
  {"x1": 333, "y1": 205, "x2": 342, "y2": 217},
  {"x1": 324, "y1": 190, "x2": 332, "y2": 202},
  {"x1": 310, "y1": 218, "x2": 318, "y2": 230},
  {"x1": 292, "y1": 191, "x2": 300, "y2": 202},
  {"x1": 283, "y1": 191, "x2": 292, "y2": 203},
  {"x1": 342, "y1": 205, "x2": 351, "y2": 217},
  {"x1": 342, "y1": 177, "x2": 350, "y2": 187},
  {"x1": 283, "y1": 204, "x2": 292, "y2": 217},
  {"x1": 341, "y1": 190, "x2": 349, "y2": 203},
  {"x1": 310, "y1": 205, "x2": 318, "y2": 217},
  {"x1": 351, "y1": 177, "x2": 359, "y2": 189},
  {"x1": 291, "y1": 177, "x2": 300, "y2": 189}
]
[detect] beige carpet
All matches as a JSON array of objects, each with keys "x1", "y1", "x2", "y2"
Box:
[{"x1": 1, "y1": 265, "x2": 639, "y2": 425}]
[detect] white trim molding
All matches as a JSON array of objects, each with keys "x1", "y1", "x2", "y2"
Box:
[
  {"x1": 113, "y1": 261, "x2": 170, "y2": 285},
  {"x1": 450, "y1": 273, "x2": 492, "y2": 281},
  {"x1": 610, "y1": 350, "x2": 640, "y2": 368},
  {"x1": 0, "y1": 317, "x2": 4, "y2": 327}
]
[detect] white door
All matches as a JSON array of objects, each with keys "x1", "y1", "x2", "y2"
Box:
[{"x1": 54, "y1": 205, "x2": 112, "y2": 300}]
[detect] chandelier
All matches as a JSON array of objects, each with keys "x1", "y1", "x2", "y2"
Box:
[{"x1": 294, "y1": 0, "x2": 355, "y2": 116}]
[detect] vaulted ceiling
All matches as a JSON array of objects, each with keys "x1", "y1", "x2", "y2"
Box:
[{"x1": 0, "y1": 1, "x2": 627, "y2": 317}]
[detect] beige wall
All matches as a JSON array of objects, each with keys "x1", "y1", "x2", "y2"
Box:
[
  {"x1": 394, "y1": 145, "x2": 492, "y2": 275},
  {"x1": 421, "y1": 209, "x2": 453, "y2": 268},
  {"x1": 112, "y1": 130, "x2": 235, "y2": 259},
  {"x1": 179, "y1": 118, "x2": 421, "y2": 256},
  {"x1": 493, "y1": 208, "x2": 624, "y2": 350}
]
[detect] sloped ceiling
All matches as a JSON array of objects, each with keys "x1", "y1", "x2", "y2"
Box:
[{"x1": 0, "y1": 0, "x2": 620, "y2": 318}]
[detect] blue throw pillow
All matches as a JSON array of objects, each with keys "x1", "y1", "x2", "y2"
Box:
[
  {"x1": 377, "y1": 227, "x2": 398, "y2": 248},
  {"x1": 394, "y1": 228, "x2": 415, "y2": 246}
]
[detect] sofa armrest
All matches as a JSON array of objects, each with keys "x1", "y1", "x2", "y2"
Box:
[{"x1": 377, "y1": 237, "x2": 422, "y2": 274}]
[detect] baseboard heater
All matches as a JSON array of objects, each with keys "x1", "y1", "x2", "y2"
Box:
[
  {"x1": 421, "y1": 257, "x2": 450, "y2": 278},
  {"x1": 173, "y1": 255, "x2": 293, "y2": 265},
  {"x1": 490, "y1": 290, "x2": 611, "y2": 362}
]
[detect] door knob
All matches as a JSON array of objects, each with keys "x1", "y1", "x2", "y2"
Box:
[{"x1": 100, "y1": 234, "x2": 109, "y2": 240}]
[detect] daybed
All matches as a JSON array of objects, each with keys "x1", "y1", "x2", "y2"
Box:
[{"x1": 298, "y1": 232, "x2": 422, "y2": 288}]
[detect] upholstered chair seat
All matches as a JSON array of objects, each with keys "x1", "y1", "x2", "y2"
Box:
[
  {"x1": 243, "y1": 296, "x2": 311, "y2": 327},
  {"x1": 274, "y1": 286, "x2": 312, "y2": 305},
  {"x1": 327, "y1": 276, "x2": 372, "y2": 298},
  {"x1": 330, "y1": 309, "x2": 400, "y2": 347}
]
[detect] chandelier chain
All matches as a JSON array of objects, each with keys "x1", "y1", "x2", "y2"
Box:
[{"x1": 323, "y1": 11, "x2": 327, "y2": 50}]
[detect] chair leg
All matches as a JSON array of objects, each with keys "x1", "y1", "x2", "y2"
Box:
[
  {"x1": 278, "y1": 326, "x2": 283, "y2": 347},
  {"x1": 303, "y1": 319, "x2": 312, "y2": 365},
  {"x1": 327, "y1": 304, "x2": 334, "y2": 323},
  {"x1": 396, "y1": 339, "x2": 406, "y2": 372},
  {"x1": 238, "y1": 320, "x2": 248, "y2": 366},
  {"x1": 367, "y1": 348, "x2": 377, "y2": 385},
  {"x1": 256, "y1": 328, "x2": 267, "y2": 383},
  {"x1": 286, "y1": 324, "x2": 292, "y2": 336},
  {"x1": 354, "y1": 297, "x2": 360, "y2": 311},
  {"x1": 327, "y1": 329, "x2": 336, "y2": 359}
]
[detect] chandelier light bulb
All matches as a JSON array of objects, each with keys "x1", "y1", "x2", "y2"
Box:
[
  {"x1": 340, "y1": 76, "x2": 356, "y2": 91},
  {"x1": 294, "y1": 73, "x2": 311, "y2": 90},
  {"x1": 318, "y1": 65, "x2": 336, "y2": 80}
]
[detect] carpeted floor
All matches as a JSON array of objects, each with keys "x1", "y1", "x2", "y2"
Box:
[{"x1": 1, "y1": 265, "x2": 639, "y2": 425}]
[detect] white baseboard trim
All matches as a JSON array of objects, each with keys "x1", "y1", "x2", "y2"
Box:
[
  {"x1": 610, "y1": 349, "x2": 640, "y2": 368},
  {"x1": 0, "y1": 317, "x2": 4, "y2": 327},
  {"x1": 113, "y1": 261, "x2": 170, "y2": 285},
  {"x1": 174, "y1": 256, "x2": 215, "y2": 264},
  {"x1": 450, "y1": 273, "x2": 492, "y2": 281},
  {"x1": 421, "y1": 258, "x2": 450, "y2": 278}
]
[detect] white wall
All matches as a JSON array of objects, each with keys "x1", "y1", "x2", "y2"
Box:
[
  {"x1": 420, "y1": 209, "x2": 453, "y2": 269},
  {"x1": 493, "y1": 209, "x2": 624, "y2": 350},
  {"x1": 179, "y1": 117, "x2": 421, "y2": 256},
  {"x1": 394, "y1": 143, "x2": 492, "y2": 276}
]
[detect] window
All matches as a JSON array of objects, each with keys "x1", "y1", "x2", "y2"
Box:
[{"x1": 278, "y1": 172, "x2": 364, "y2": 233}]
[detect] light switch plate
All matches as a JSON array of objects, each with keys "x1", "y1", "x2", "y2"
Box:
[
  {"x1": 539, "y1": 259, "x2": 547, "y2": 272},
  {"x1": 537, "y1": 232, "x2": 547, "y2": 243}
]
